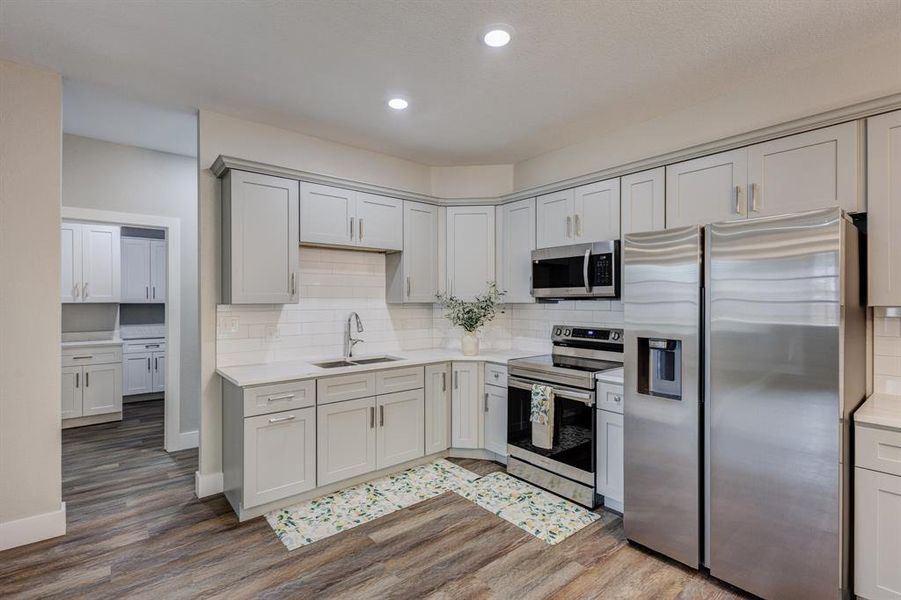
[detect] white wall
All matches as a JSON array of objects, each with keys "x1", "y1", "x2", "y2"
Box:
[
  {"x1": 62, "y1": 134, "x2": 200, "y2": 434},
  {"x1": 0, "y1": 60, "x2": 65, "y2": 548},
  {"x1": 513, "y1": 36, "x2": 901, "y2": 191}
]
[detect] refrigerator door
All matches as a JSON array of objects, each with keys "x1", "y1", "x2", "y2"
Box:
[
  {"x1": 707, "y1": 208, "x2": 842, "y2": 599},
  {"x1": 623, "y1": 225, "x2": 702, "y2": 568}
]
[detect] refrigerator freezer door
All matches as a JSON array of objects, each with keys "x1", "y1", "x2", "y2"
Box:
[
  {"x1": 623, "y1": 225, "x2": 702, "y2": 568},
  {"x1": 707, "y1": 207, "x2": 842, "y2": 599}
]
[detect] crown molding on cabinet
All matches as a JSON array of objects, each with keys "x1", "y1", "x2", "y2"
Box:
[{"x1": 211, "y1": 91, "x2": 901, "y2": 207}]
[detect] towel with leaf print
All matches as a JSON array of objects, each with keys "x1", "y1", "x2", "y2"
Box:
[{"x1": 530, "y1": 384, "x2": 554, "y2": 449}]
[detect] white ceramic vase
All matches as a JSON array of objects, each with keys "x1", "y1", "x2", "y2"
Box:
[{"x1": 461, "y1": 331, "x2": 480, "y2": 356}]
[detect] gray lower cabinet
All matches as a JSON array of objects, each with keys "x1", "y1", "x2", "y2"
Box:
[
  {"x1": 61, "y1": 344, "x2": 123, "y2": 423},
  {"x1": 122, "y1": 339, "x2": 165, "y2": 396},
  {"x1": 317, "y1": 396, "x2": 378, "y2": 486},
  {"x1": 425, "y1": 363, "x2": 451, "y2": 454}
]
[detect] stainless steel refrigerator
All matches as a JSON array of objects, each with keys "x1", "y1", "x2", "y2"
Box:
[{"x1": 622, "y1": 207, "x2": 866, "y2": 599}]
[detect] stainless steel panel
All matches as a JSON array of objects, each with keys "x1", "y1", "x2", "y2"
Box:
[
  {"x1": 507, "y1": 455, "x2": 596, "y2": 506},
  {"x1": 532, "y1": 286, "x2": 617, "y2": 299},
  {"x1": 623, "y1": 225, "x2": 702, "y2": 568},
  {"x1": 707, "y1": 208, "x2": 843, "y2": 599}
]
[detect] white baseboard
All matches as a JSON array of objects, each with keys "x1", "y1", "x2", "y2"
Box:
[
  {"x1": 0, "y1": 502, "x2": 66, "y2": 551},
  {"x1": 165, "y1": 430, "x2": 199, "y2": 453},
  {"x1": 195, "y1": 471, "x2": 224, "y2": 498}
]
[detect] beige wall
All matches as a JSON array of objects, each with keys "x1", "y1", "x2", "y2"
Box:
[
  {"x1": 513, "y1": 37, "x2": 901, "y2": 191},
  {"x1": 430, "y1": 164, "x2": 513, "y2": 198},
  {"x1": 0, "y1": 61, "x2": 64, "y2": 537},
  {"x1": 62, "y1": 134, "x2": 200, "y2": 433}
]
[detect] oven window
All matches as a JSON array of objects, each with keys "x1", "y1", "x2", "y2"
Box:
[{"x1": 507, "y1": 384, "x2": 594, "y2": 473}]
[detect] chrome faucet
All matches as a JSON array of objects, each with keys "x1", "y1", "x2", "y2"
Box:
[{"x1": 345, "y1": 312, "x2": 365, "y2": 358}]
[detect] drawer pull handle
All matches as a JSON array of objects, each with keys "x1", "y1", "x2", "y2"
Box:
[
  {"x1": 379, "y1": 405, "x2": 384, "y2": 427},
  {"x1": 370, "y1": 406, "x2": 375, "y2": 429},
  {"x1": 73, "y1": 355, "x2": 93, "y2": 360},
  {"x1": 268, "y1": 415, "x2": 296, "y2": 424},
  {"x1": 75, "y1": 372, "x2": 79, "y2": 388},
  {"x1": 145, "y1": 344, "x2": 160, "y2": 349},
  {"x1": 614, "y1": 395, "x2": 622, "y2": 403},
  {"x1": 442, "y1": 371, "x2": 446, "y2": 392},
  {"x1": 267, "y1": 393, "x2": 296, "y2": 402},
  {"x1": 148, "y1": 357, "x2": 151, "y2": 372},
  {"x1": 85, "y1": 372, "x2": 90, "y2": 387},
  {"x1": 484, "y1": 392, "x2": 489, "y2": 412},
  {"x1": 493, "y1": 372, "x2": 499, "y2": 379}
]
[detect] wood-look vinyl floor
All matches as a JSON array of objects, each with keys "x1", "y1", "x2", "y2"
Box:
[{"x1": 0, "y1": 400, "x2": 749, "y2": 599}]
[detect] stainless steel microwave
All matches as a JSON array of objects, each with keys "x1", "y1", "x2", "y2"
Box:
[{"x1": 530, "y1": 241, "x2": 620, "y2": 299}]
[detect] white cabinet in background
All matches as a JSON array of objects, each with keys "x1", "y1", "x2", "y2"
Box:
[
  {"x1": 243, "y1": 407, "x2": 317, "y2": 509},
  {"x1": 376, "y1": 389, "x2": 425, "y2": 469},
  {"x1": 317, "y1": 396, "x2": 377, "y2": 486},
  {"x1": 222, "y1": 170, "x2": 299, "y2": 304},
  {"x1": 425, "y1": 363, "x2": 451, "y2": 455},
  {"x1": 61, "y1": 366, "x2": 82, "y2": 419},
  {"x1": 666, "y1": 148, "x2": 748, "y2": 228},
  {"x1": 867, "y1": 109, "x2": 901, "y2": 307},
  {"x1": 451, "y1": 361, "x2": 482, "y2": 449},
  {"x1": 484, "y1": 384, "x2": 507, "y2": 458},
  {"x1": 300, "y1": 182, "x2": 402, "y2": 251},
  {"x1": 122, "y1": 237, "x2": 166, "y2": 303},
  {"x1": 152, "y1": 351, "x2": 166, "y2": 393},
  {"x1": 60, "y1": 222, "x2": 121, "y2": 303},
  {"x1": 386, "y1": 201, "x2": 439, "y2": 303},
  {"x1": 446, "y1": 206, "x2": 495, "y2": 300},
  {"x1": 855, "y1": 459, "x2": 901, "y2": 599},
  {"x1": 61, "y1": 344, "x2": 123, "y2": 424},
  {"x1": 497, "y1": 198, "x2": 536, "y2": 304},
  {"x1": 596, "y1": 409, "x2": 624, "y2": 512},
  {"x1": 537, "y1": 178, "x2": 620, "y2": 249},
  {"x1": 621, "y1": 167, "x2": 665, "y2": 234},
  {"x1": 123, "y1": 352, "x2": 153, "y2": 395},
  {"x1": 81, "y1": 363, "x2": 123, "y2": 416}
]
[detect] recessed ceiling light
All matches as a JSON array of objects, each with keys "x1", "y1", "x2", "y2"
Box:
[
  {"x1": 388, "y1": 98, "x2": 408, "y2": 110},
  {"x1": 483, "y1": 26, "x2": 512, "y2": 48}
]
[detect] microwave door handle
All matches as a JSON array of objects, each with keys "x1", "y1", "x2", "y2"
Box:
[{"x1": 583, "y1": 248, "x2": 591, "y2": 293}]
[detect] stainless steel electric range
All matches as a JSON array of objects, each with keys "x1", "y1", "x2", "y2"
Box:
[{"x1": 506, "y1": 325, "x2": 623, "y2": 507}]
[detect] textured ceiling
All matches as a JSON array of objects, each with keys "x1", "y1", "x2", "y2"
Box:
[{"x1": 2, "y1": 0, "x2": 899, "y2": 165}]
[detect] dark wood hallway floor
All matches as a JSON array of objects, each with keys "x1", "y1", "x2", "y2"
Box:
[{"x1": 0, "y1": 400, "x2": 747, "y2": 599}]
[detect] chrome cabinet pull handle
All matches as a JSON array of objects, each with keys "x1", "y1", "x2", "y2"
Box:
[
  {"x1": 484, "y1": 392, "x2": 489, "y2": 412},
  {"x1": 290, "y1": 272, "x2": 296, "y2": 296},
  {"x1": 370, "y1": 406, "x2": 375, "y2": 428},
  {"x1": 268, "y1": 415, "x2": 296, "y2": 424},
  {"x1": 453, "y1": 371, "x2": 458, "y2": 389},
  {"x1": 85, "y1": 372, "x2": 89, "y2": 387},
  {"x1": 734, "y1": 185, "x2": 741, "y2": 214},
  {"x1": 359, "y1": 218, "x2": 364, "y2": 240},
  {"x1": 379, "y1": 405, "x2": 384, "y2": 427},
  {"x1": 155, "y1": 357, "x2": 158, "y2": 371},
  {"x1": 566, "y1": 215, "x2": 572, "y2": 238},
  {"x1": 583, "y1": 248, "x2": 591, "y2": 293},
  {"x1": 145, "y1": 344, "x2": 159, "y2": 349},
  {"x1": 152, "y1": 286, "x2": 156, "y2": 299},
  {"x1": 442, "y1": 371, "x2": 446, "y2": 392},
  {"x1": 83, "y1": 282, "x2": 88, "y2": 299},
  {"x1": 749, "y1": 182, "x2": 758, "y2": 212},
  {"x1": 72, "y1": 355, "x2": 93, "y2": 360},
  {"x1": 575, "y1": 214, "x2": 582, "y2": 237},
  {"x1": 350, "y1": 217, "x2": 355, "y2": 240},
  {"x1": 267, "y1": 393, "x2": 296, "y2": 402},
  {"x1": 406, "y1": 276, "x2": 411, "y2": 297},
  {"x1": 147, "y1": 357, "x2": 151, "y2": 372},
  {"x1": 75, "y1": 372, "x2": 79, "y2": 388},
  {"x1": 74, "y1": 283, "x2": 80, "y2": 299}
]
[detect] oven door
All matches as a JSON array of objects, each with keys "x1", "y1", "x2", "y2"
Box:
[
  {"x1": 506, "y1": 376, "x2": 595, "y2": 484},
  {"x1": 531, "y1": 241, "x2": 620, "y2": 299}
]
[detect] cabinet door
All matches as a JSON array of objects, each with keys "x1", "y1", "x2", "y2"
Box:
[
  {"x1": 621, "y1": 167, "x2": 665, "y2": 234},
  {"x1": 123, "y1": 352, "x2": 153, "y2": 395},
  {"x1": 81, "y1": 363, "x2": 122, "y2": 416},
  {"x1": 854, "y1": 467, "x2": 901, "y2": 600},
  {"x1": 225, "y1": 171, "x2": 299, "y2": 304},
  {"x1": 152, "y1": 351, "x2": 165, "y2": 393},
  {"x1": 868, "y1": 110, "x2": 901, "y2": 306},
  {"x1": 376, "y1": 389, "x2": 425, "y2": 469},
  {"x1": 61, "y1": 223, "x2": 82, "y2": 303},
  {"x1": 299, "y1": 182, "x2": 355, "y2": 246},
  {"x1": 425, "y1": 363, "x2": 451, "y2": 454},
  {"x1": 484, "y1": 384, "x2": 507, "y2": 457},
  {"x1": 121, "y1": 237, "x2": 151, "y2": 302},
  {"x1": 536, "y1": 189, "x2": 575, "y2": 248},
  {"x1": 61, "y1": 366, "x2": 82, "y2": 419},
  {"x1": 666, "y1": 149, "x2": 748, "y2": 228},
  {"x1": 498, "y1": 198, "x2": 536, "y2": 303},
  {"x1": 596, "y1": 410, "x2": 624, "y2": 508},
  {"x1": 748, "y1": 122, "x2": 859, "y2": 217},
  {"x1": 81, "y1": 224, "x2": 121, "y2": 302},
  {"x1": 243, "y1": 407, "x2": 316, "y2": 508},
  {"x1": 356, "y1": 192, "x2": 403, "y2": 250},
  {"x1": 451, "y1": 362, "x2": 481, "y2": 449},
  {"x1": 150, "y1": 239, "x2": 167, "y2": 302},
  {"x1": 446, "y1": 206, "x2": 495, "y2": 300},
  {"x1": 402, "y1": 201, "x2": 439, "y2": 302},
  {"x1": 317, "y1": 396, "x2": 377, "y2": 486},
  {"x1": 574, "y1": 178, "x2": 620, "y2": 242}
]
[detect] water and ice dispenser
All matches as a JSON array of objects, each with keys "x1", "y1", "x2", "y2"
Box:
[{"x1": 637, "y1": 338, "x2": 683, "y2": 400}]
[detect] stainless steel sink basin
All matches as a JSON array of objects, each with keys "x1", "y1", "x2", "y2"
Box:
[{"x1": 313, "y1": 355, "x2": 403, "y2": 369}]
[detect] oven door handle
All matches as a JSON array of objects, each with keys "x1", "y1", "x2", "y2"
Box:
[
  {"x1": 583, "y1": 248, "x2": 591, "y2": 293},
  {"x1": 508, "y1": 377, "x2": 594, "y2": 406}
]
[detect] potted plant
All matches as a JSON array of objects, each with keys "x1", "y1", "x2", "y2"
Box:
[{"x1": 436, "y1": 282, "x2": 503, "y2": 356}]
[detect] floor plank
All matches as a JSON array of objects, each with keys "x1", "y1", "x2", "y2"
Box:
[{"x1": 0, "y1": 400, "x2": 750, "y2": 599}]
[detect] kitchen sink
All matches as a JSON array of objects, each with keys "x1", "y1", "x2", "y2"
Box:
[{"x1": 313, "y1": 355, "x2": 403, "y2": 368}]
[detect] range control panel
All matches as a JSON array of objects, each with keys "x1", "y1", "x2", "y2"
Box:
[{"x1": 551, "y1": 325, "x2": 623, "y2": 345}]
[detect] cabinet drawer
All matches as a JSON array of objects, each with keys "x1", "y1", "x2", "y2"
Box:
[
  {"x1": 597, "y1": 381, "x2": 624, "y2": 414},
  {"x1": 124, "y1": 340, "x2": 166, "y2": 353},
  {"x1": 244, "y1": 380, "x2": 316, "y2": 417},
  {"x1": 317, "y1": 372, "x2": 377, "y2": 405},
  {"x1": 856, "y1": 424, "x2": 901, "y2": 477},
  {"x1": 484, "y1": 363, "x2": 508, "y2": 387},
  {"x1": 375, "y1": 366, "x2": 424, "y2": 395},
  {"x1": 62, "y1": 346, "x2": 122, "y2": 366}
]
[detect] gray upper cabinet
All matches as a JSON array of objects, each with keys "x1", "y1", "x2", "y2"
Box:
[
  {"x1": 497, "y1": 198, "x2": 536, "y2": 303},
  {"x1": 386, "y1": 200, "x2": 438, "y2": 303},
  {"x1": 122, "y1": 237, "x2": 166, "y2": 303},
  {"x1": 222, "y1": 170, "x2": 299, "y2": 304},
  {"x1": 868, "y1": 109, "x2": 901, "y2": 307},
  {"x1": 300, "y1": 182, "x2": 402, "y2": 251},
  {"x1": 446, "y1": 205, "x2": 495, "y2": 300},
  {"x1": 536, "y1": 178, "x2": 620, "y2": 249},
  {"x1": 621, "y1": 167, "x2": 665, "y2": 235}
]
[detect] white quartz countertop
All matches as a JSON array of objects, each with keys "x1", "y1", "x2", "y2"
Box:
[
  {"x1": 217, "y1": 348, "x2": 543, "y2": 388},
  {"x1": 855, "y1": 393, "x2": 901, "y2": 431},
  {"x1": 596, "y1": 366, "x2": 624, "y2": 385},
  {"x1": 61, "y1": 332, "x2": 123, "y2": 348}
]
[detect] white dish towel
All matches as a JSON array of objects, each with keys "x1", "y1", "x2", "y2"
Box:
[{"x1": 530, "y1": 384, "x2": 555, "y2": 449}]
